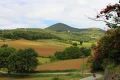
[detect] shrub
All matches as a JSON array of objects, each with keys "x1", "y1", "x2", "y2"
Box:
[{"x1": 0, "y1": 47, "x2": 16, "y2": 68}]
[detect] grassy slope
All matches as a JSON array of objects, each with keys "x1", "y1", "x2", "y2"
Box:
[
  {"x1": 47, "y1": 29, "x2": 104, "y2": 41},
  {"x1": 1, "y1": 27, "x2": 104, "y2": 41},
  {"x1": 45, "y1": 23, "x2": 104, "y2": 41}
]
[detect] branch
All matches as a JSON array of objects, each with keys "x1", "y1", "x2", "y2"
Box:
[{"x1": 88, "y1": 16, "x2": 107, "y2": 23}]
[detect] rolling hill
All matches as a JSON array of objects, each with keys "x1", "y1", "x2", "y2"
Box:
[
  {"x1": 0, "y1": 23, "x2": 105, "y2": 41},
  {"x1": 45, "y1": 23, "x2": 104, "y2": 32},
  {"x1": 45, "y1": 23, "x2": 105, "y2": 41},
  {"x1": 45, "y1": 23, "x2": 80, "y2": 32}
]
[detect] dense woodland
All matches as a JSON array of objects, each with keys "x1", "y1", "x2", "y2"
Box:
[{"x1": 0, "y1": 30, "x2": 60, "y2": 40}]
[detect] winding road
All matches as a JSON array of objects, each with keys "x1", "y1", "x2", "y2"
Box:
[{"x1": 80, "y1": 74, "x2": 103, "y2": 80}]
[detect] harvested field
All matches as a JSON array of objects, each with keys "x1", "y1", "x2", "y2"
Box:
[
  {"x1": 37, "y1": 58, "x2": 88, "y2": 71},
  {"x1": 0, "y1": 39, "x2": 70, "y2": 57}
]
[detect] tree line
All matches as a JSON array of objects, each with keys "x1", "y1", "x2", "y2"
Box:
[
  {"x1": 54, "y1": 46, "x2": 91, "y2": 60},
  {"x1": 0, "y1": 30, "x2": 61, "y2": 40}
]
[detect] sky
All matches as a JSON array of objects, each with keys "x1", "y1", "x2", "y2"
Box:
[{"x1": 0, "y1": 0, "x2": 118, "y2": 29}]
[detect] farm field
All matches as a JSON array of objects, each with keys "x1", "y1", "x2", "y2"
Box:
[
  {"x1": 1, "y1": 0, "x2": 118, "y2": 79},
  {"x1": 0, "y1": 39, "x2": 91, "y2": 72},
  {"x1": 37, "y1": 58, "x2": 88, "y2": 71},
  {"x1": 0, "y1": 39, "x2": 94, "y2": 57},
  {"x1": 0, "y1": 39, "x2": 70, "y2": 57}
]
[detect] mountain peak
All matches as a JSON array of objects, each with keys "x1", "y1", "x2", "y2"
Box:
[
  {"x1": 45, "y1": 23, "x2": 79, "y2": 32},
  {"x1": 53, "y1": 23, "x2": 66, "y2": 25}
]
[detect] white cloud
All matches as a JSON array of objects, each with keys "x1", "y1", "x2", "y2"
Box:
[{"x1": 0, "y1": 0, "x2": 118, "y2": 29}]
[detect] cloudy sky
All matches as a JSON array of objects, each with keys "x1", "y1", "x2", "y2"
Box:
[{"x1": 0, "y1": 0, "x2": 118, "y2": 29}]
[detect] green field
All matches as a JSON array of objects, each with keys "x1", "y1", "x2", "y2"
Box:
[
  {"x1": 0, "y1": 73, "x2": 91, "y2": 80},
  {"x1": 38, "y1": 57, "x2": 51, "y2": 64}
]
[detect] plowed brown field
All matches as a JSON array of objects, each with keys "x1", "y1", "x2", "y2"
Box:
[{"x1": 37, "y1": 58, "x2": 87, "y2": 71}]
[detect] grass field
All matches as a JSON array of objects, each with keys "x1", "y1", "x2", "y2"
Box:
[
  {"x1": 81, "y1": 42, "x2": 95, "y2": 48},
  {"x1": 38, "y1": 57, "x2": 51, "y2": 64},
  {"x1": 37, "y1": 58, "x2": 88, "y2": 71},
  {"x1": 0, "y1": 39, "x2": 70, "y2": 57},
  {"x1": 0, "y1": 73, "x2": 91, "y2": 80}
]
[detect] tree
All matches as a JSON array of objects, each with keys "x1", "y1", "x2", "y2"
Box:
[
  {"x1": 8, "y1": 48, "x2": 38, "y2": 73},
  {"x1": 80, "y1": 47, "x2": 91, "y2": 57},
  {"x1": 55, "y1": 46, "x2": 90, "y2": 60},
  {"x1": 89, "y1": 1, "x2": 120, "y2": 72},
  {"x1": 0, "y1": 46, "x2": 16, "y2": 68},
  {"x1": 96, "y1": 2, "x2": 120, "y2": 28},
  {"x1": 1, "y1": 30, "x2": 61, "y2": 40},
  {"x1": 55, "y1": 46, "x2": 82, "y2": 60},
  {"x1": 91, "y1": 28, "x2": 120, "y2": 72}
]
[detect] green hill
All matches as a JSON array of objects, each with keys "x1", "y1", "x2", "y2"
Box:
[
  {"x1": 45, "y1": 23, "x2": 104, "y2": 41},
  {"x1": 45, "y1": 23, "x2": 81, "y2": 32},
  {"x1": 45, "y1": 23, "x2": 104, "y2": 32},
  {"x1": 0, "y1": 23, "x2": 105, "y2": 42}
]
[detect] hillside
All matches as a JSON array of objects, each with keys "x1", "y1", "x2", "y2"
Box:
[
  {"x1": 45, "y1": 23, "x2": 80, "y2": 32},
  {"x1": 0, "y1": 23, "x2": 105, "y2": 41},
  {"x1": 45, "y1": 23, "x2": 104, "y2": 32},
  {"x1": 45, "y1": 23, "x2": 104, "y2": 41}
]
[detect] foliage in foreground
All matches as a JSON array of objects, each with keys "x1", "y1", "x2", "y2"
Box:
[
  {"x1": 96, "y1": 2, "x2": 120, "y2": 28},
  {"x1": 91, "y1": 28, "x2": 120, "y2": 72},
  {"x1": 91, "y1": 1, "x2": 120, "y2": 72},
  {"x1": 0, "y1": 45, "x2": 38, "y2": 73}
]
